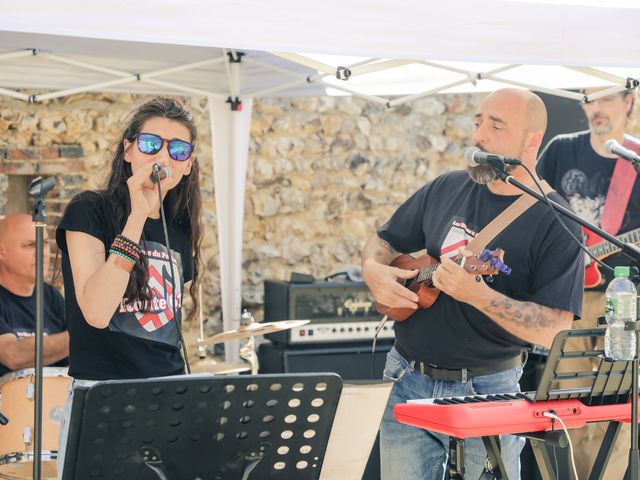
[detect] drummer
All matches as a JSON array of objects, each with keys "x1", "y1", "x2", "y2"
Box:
[{"x1": 0, "y1": 214, "x2": 68, "y2": 377}]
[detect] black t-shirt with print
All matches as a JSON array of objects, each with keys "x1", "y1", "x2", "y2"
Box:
[
  {"x1": 56, "y1": 191, "x2": 193, "y2": 380},
  {"x1": 537, "y1": 131, "x2": 640, "y2": 289},
  {"x1": 0, "y1": 283, "x2": 67, "y2": 376},
  {"x1": 378, "y1": 170, "x2": 584, "y2": 370}
]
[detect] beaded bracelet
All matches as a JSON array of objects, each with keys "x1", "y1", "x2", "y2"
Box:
[
  {"x1": 114, "y1": 234, "x2": 142, "y2": 257},
  {"x1": 108, "y1": 234, "x2": 142, "y2": 273},
  {"x1": 109, "y1": 243, "x2": 140, "y2": 263}
]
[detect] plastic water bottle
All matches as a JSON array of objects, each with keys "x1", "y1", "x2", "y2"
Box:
[{"x1": 604, "y1": 266, "x2": 638, "y2": 360}]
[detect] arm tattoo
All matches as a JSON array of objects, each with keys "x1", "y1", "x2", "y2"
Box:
[
  {"x1": 375, "y1": 238, "x2": 397, "y2": 258},
  {"x1": 482, "y1": 297, "x2": 560, "y2": 330}
]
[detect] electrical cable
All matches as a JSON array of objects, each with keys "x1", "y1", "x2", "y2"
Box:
[
  {"x1": 543, "y1": 411, "x2": 579, "y2": 479},
  {"x1": 153, "y1": 166, "x2": 191, "y2": 374},
  {"x1": 371, "y1": 314, "x2": 389, "y2": 379}
]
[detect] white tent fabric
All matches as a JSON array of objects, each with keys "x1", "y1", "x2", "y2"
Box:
[
  {"x1": 2, "y1": 0, "x2": 640, "y2": 67},
  {"x1": 1, "y1": 0, "x2": 639, "y2": 359}
]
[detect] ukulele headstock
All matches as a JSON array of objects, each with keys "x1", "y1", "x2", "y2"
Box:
[{"x1": 459, "y1": 248, "x2": 505, "y2": 275}]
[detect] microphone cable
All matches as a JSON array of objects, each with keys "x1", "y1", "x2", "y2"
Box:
[
  {"x1": 512, "y1": 163, "x2": 614, "y2": 276},
  {"x1": 152, "y1": 166, "x2": 192, "y2": 374},
  {"x1": 371, "y1": 314, "x2": 389, "y2": 379}
]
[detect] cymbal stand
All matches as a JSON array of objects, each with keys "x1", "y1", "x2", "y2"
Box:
[
  {"x1": 196, "y1": 284, "x2": 207, "y2": 360},
  {"x1": 239, "y1": 309, "x2": 260, "y2": 374}
]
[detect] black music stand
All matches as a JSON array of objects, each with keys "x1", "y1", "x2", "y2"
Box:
[
  {"x1": 523, "y1": 328, "x2": 635, "y2": 480},
  {"x1": 61, "y1": 373, "x2": 342, "y2": 480}
]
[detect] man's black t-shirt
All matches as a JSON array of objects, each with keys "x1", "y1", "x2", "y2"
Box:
[
  {"x1": 0, "y1": 283, "x2": 67, "y2": 377},
  {"x1": 378, "y1": 170, "x2": 584, "y2": 370},
  {"x1": 56, "y1": 191, "x2": 193, "y2": 380},
  {"x1": 537, "y1": 131, "x2": 640, "y2": 289}
]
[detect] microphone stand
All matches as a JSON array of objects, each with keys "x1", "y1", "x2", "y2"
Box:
[
  {"x1": 493, "y1": 168, "x2": 640, "y2": 480},
  {"x1": 28, "y1": 176, "x2": 56, "y2": 480}
]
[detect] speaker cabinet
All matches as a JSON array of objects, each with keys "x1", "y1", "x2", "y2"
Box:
[{"x1": 258, "y1": 341, "x2": 392, "y2": 380}]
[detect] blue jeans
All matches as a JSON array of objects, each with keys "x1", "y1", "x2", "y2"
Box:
[
  {"x1": 57, "y1": 379, "x2": 97, "y2": 480},
  {"x1": 380, "y1": 347, "x2": 526, "y2": 480}
]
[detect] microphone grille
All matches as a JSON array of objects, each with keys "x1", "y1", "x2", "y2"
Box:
[
  {"x1": 464, "y1": 146, "x2": 480, "y2": 167},
  {"x1": 603, "y1": 139, "x2": 617, "y2": 155}
]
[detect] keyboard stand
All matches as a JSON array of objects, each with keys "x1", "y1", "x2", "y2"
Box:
[{"x1": 448, "y1": 437, "x2": 508, "y2": 480}]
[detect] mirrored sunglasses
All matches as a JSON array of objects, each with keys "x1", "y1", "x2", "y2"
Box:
[{"x1": 137, "y1": 133, "x2": 194, "y2": 161}]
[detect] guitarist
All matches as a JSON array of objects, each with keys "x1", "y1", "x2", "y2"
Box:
[
  {"x1": 536, "y1": 87, "x2": 639, "y2": 480},
  {"x1": 362, "y1": 88, "x2": 584, "y2": 480}
]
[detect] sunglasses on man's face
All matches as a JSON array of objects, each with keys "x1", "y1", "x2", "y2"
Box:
[{"x1": 136, "y1": 133, "x2": 194, "y2": 161}]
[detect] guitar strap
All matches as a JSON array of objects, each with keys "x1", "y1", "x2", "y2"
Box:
[
  {"x1": 600, "y1": 135, "x2": 640, "y2": 235},
  {"x1": 466, "y1": 179, "x2": 555, "y2": 255}
]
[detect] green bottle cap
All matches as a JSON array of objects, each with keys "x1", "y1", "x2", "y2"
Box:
[{"x1": 614, "y1": 266, "x2": 631, "y2": 277}]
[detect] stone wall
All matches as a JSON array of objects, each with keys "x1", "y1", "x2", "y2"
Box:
[{"x1": 1, "y1": 91, "x2": 638, "y2": 348}]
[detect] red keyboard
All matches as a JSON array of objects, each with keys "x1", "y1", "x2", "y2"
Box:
[{"x1": 394, "y1": 392, "x2": 633, "y2": 438}]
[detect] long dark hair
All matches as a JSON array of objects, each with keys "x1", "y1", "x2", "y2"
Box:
[{"x1": 100, "y1": 97, "x2": 202, "y2": 322}]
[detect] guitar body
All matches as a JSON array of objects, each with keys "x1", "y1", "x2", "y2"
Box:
[
  {"x1": 375, "y1": 254, "x2": 441, "y2": 322},
  {"x1": 582, "y1": 137, "x2": 640, "y2": 289},
  {"x1": 375, "y1": 250, "x2": 503, "y2": 322},
  {"x1": 583, "y1": 227, "x2": 606, "y2": 289}
]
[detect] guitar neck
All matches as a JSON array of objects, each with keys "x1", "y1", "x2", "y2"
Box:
[
  {"x1": 414, "y1": 257, "x2": 462, "y2": 284},
  {"x1": 590, "y1": 228, "x2": 640, "y2": 259}
]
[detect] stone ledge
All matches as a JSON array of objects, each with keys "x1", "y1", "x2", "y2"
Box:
[
  {"x1": 5, "y1": 145, "x2": 84, "y2": 161},
  {"x1": 0, "y1": 159, "x2": 85, "y2": 175},
  {"x1": 6, "y1": 147, "x2": 59, "y2": 160},
  {"x1": 58, "y1": 145, "x2": 84, "y2": 157}
]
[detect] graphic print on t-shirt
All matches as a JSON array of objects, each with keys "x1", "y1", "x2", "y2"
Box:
[
  {"x1": 440, "y1": 217, "x2": 478, "y2": 259},
  {"x1": 561, "y1": 168, "x2": 604, "y2": 227},
  {"x1": 108, "y1": 239, "x2": 183, "y2": 348}
]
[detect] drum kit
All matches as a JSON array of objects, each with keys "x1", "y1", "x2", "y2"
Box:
[
  {"x1": 0, "y1": 368, "x2": 70, "y2": 480},
  {"x1": 0, "y1": 311, "x2": 307, "y2": 479}
]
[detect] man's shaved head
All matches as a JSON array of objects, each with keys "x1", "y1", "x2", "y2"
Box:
[
  {"x1": 524, "y1": 92, "x2": 547, "y2": 136},
  {"x1": 0, "y1": 214, "x2": 50, "y2": 291},
  {"x1": 0, "y1": 214, "x2": 35, "y2": 243},
  {"x1": 486, "y1": 88, "x2": 547, "y2": 135},
  {"x1": 469, "y1": 88, "x2": 548, "y2": 184}
]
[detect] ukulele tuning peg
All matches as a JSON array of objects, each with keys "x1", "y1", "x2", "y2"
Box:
[{"x1": 485, "y1": 275, "x2": 494, "y2": 283}]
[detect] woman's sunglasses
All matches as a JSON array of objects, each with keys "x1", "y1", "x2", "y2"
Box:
[{"x1": 136, "y1": 133, "x2": 194, "y2": 161}]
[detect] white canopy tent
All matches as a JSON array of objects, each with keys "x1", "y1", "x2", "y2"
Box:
[{"x1": 0, "y1": 0, "x2": 639, "y2": 360}]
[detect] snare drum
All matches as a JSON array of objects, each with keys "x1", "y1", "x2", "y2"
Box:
[{"x1": 0, "y1": 368, "x2": 71, "y2": 480}]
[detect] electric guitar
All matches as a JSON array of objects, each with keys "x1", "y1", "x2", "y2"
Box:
[
  {"x1": 584, "y1": 226, "x2": 640, "y2": 289},
  {"x1": 375, "y1": 249, "x2": 504, "y2": 321}
]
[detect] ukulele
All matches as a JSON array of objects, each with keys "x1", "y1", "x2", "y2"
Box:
[
  {"x1": 583, "y1": 226, "x2": 640, "y2": 289},
  {"x1": 375, "y1": 249, "x2": 504, "y2": 321}
]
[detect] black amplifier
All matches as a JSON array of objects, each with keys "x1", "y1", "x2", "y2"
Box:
[{"x1": 264, "y1": 279, "x2": 394, "y2": 345}]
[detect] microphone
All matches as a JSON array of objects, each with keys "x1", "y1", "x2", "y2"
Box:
[
  {"x1": 604, "y1": 139, "x2": 640, "y2": 163},
  {"x1": 464, "y1": 147, "x2": 522, "y2": 167},
  {"x1": 150, "y1": 164, "x2": 172, "y2": 183}
]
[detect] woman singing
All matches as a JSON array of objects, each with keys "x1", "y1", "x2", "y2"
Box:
[{"x1": 56, "y1": 97, "x2": 202, "y2": 381}]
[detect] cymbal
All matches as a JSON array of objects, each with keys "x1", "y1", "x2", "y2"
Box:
[
  {"x1": 196, "y1": 320, "x2": 310, "y2": 346},
  {"x1": 189, "y1": 359, "x2": 250, "y2": 375}
]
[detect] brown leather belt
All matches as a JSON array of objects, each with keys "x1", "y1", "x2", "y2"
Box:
[{"x1": 412, "y1": 353, "x2": 525, "y2": 383}]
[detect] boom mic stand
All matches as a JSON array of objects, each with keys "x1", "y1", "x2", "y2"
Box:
[
  {"x1": 494, "y1": 168, "x2": 640, "y2": 480},
  {"x1": 28, "y1": 176, "x2": 56, "y2": 480}
]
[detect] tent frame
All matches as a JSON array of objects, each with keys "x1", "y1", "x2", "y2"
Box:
[{"x1": 0, "y1": 47, "x2": 637, "y2": 361}]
